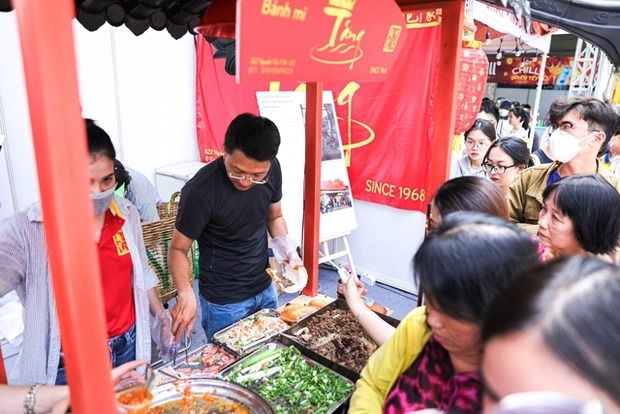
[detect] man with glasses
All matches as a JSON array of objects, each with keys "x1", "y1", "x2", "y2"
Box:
[
  {"x1": 168, "y1": 113, "x2": 299, "y2": 341},
  {"x1": 508, "y1": 96, "x2": 620, "y2": 233}
]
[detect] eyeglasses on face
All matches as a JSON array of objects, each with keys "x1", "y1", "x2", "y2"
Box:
[
  {"x1": 483, "y1": 162, "x2": 517, "y2": 175},
  {"x1": 465, "y1": 139, "x2": 491, "y2": 148},
  {"x1": 227, "y1": 172, "x2": 269, "y2": 185},
  {"x1": 552, "y1": 122, "x2": 600, "y2": 134}
]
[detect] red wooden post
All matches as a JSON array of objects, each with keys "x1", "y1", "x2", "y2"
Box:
[
  {"x1": 302, "y1": 82, "x2": 323, "y2": 296},
  {"x1": 428, "y1": 0, "x2": 465, "y2": 196},
  {"x1": 0, "y1": 346, "x2": 6, "y2": 384},
  {"x1": 12, "y1": 0, "x2": 117, "y2": 411}
]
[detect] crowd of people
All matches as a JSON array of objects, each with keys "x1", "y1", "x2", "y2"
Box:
[
  {"x1": 0, "y1": 95, "x2": 619, "y2": 413},
  {"x1": 344, "y1": 95, "x2": 620, "y2": 413}
]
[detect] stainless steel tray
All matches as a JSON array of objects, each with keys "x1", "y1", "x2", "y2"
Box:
[
  {"x1": 220, "y1": 342, "x2": 354, "y2": 414},
  {"x1": 281, "y1": 298, "x2": 400, "y2": 381},
  {"x1": 156, "y1": 343, "x2": 239, "y2": 380},
  {"x1": 212, "y1": 308, "x2": 290, "y2": 356},
  {"x1": 149, "y1": 378, "x2": 274, "y2": 413}
]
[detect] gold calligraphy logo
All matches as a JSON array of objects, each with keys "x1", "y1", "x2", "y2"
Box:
[
  {"x1": 270, "y1": 81, "x2": 376, "y2": 167},
  {"x1": 383, "y1": 25, "x2": 402, "y2": 53},
  {"x1": 336, "y1": 82, "x2": 375, "y2": 166},
  {"x1": 113, "y1": 231, "x2": 130, "y2": 256},
  {"x1": 310, "y1": 0, "x2": 366, "y2": 70},
  {"x1": 405, "y1": 9, "x2": 442, "y2": 28}
]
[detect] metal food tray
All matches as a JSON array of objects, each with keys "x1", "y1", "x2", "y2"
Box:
[
  {"x1": 220, "y1": 342, "x2": 354, "y2": 414},
  {"x1": 212, "y1": 308, "x2": 290, "y2": 356},
  {"x1": 156, "y1": 343, "x2": 239, "y2": 380},
  {"x1": 280, "y1": 298, "x2": 400, "y2": 382},
  {"x1": 149, "y1": 378, "x2": 274, "y2": 413}
]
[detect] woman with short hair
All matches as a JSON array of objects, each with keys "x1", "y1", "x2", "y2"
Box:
[
  {"x1": 538, "y1": 174, "x2": 620, "y2": 261},
  {"x1": 349, "y1": 212, "x2": 539, "y2": 413},
  {"x1": 482, "y1": 256, "x2": 620, "y2": 413}
]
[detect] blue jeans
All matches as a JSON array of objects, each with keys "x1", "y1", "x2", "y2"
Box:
[
  {"x1": 200, "y1": 282, "x2": 278, "y2": 341},
  {"x1": 55, "y1": 324, "x2": 136, "y2": 385}
]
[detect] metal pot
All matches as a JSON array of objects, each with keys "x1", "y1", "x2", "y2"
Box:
[{"x1": 150, "y1": 378, "x2": 274, "y2": 413}]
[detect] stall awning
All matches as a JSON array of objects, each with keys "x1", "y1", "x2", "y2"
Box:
[{"x1": 474, "y1": 0, "x2": 551, "y2": 53}]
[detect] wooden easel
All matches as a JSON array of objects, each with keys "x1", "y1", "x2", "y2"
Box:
[{"x1": 318, "y1": 233, "x2": 356, "y2": 277}]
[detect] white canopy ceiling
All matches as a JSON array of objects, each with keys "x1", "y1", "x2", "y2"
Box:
[{"x1": 474, "y1": 0, "x2": 552, "y2": 53}]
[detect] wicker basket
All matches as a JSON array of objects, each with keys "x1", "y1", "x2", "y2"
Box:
[{"x1": 142, "y1": 192, "x2": 198, "y2": 304}]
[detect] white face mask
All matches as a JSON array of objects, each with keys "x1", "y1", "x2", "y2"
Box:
[
  {"x1": 499, "y1": 109, "x2": 509, "y2": 118},
  {"x1": 91, "y1": 186, "x2": 115, "y2": 215},
  {"x1": 546, "y1": 129, "x2": 582, "y2": 163}
]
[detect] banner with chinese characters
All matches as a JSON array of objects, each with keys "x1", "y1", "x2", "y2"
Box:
[
  {"x1": 487, "y1": 56, "x2": 574, "y2": 89},
  {"x1": 454, "y1": 44, "x2": 488, "y2": 134},
  {"x1": 237, "y1": 0, "x2": 407, "y2": 82},
  {"x1": 196, "y1": 8, "x2": 442, "y2": 212}
]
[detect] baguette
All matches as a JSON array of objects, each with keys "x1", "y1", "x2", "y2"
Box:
[{"x1": 279, "y1": 305, "x2": 315, "y2": 323}]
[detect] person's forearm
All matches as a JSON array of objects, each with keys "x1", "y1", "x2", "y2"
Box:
[
  {"x1": 349, "y1": 301, "x2": 395, "y2": 346},
  {"x1": 0, "y1": 384, "x2": 68, "y2": 414},
  {"x1": 168, "y1": 247, "x2": 192, "y2": 293},
  {"x1": 267, "y1": 216, "x2": 288, "y2": 238},
  {"x1": 147, "y1": 287, "x2": 164, "y2": 315}
]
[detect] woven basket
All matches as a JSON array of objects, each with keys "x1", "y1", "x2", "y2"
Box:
[{"x1": 142, "y1": 192, "x2": 198, "y2": 303}]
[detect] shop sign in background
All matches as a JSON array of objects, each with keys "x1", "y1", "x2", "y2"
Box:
[
  {"x1": 237, "y1": 0, "x2": 407, "y2": 82},
  {"x1": 487, "y1": 56, "x2": 573, "y2": 89},
  {"x1": 196, "y1": 9, "x2": 442, "y2": 212}
]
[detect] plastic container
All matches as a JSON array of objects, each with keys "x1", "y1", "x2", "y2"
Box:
[{"x1": 116, "y1": 379, "x2": 153, "y2": 414}]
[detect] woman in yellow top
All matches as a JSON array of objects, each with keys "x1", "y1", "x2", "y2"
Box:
[{"x1": 349, "y1": 212, "x2": 539, "y2": 413}]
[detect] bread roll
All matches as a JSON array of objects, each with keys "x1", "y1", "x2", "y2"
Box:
[
  {"x1": 279, "y1": 305, "x2": 315, "y2": 323},
  {"x1": 308, "y1": 297, "x2": 332, "y2": 309}
]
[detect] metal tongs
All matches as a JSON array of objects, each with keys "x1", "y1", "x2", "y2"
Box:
[
  {"x1": 172, "y1": 330, "x2": 191, "y2": 366},
  {"x1": 115, "y1": 363, "x2": 155, "y2": 395}
]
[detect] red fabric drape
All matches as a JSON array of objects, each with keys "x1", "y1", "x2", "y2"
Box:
[{"x1": 196, "y1": 17, "x2": 441, "y2": 211}]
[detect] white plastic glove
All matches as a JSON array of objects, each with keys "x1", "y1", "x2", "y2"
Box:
[
  {"x1": 271, "y1": 235, "x2": 303, "y2": 268},
  {"x1": 151, "y1": 308, "x2": 175, "y2": 362}
]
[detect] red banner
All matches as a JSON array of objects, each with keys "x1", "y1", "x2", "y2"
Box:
[
  {"x1": 487, "y1": 56, "x2": 574, "y2": 89},
  {"x1": 196, "y1": 9, "x2": 441, "y2": 211},
  {"x1": 237, "y1": 0, "x2": 407, "y2": 82},
  {"x1": 454, "y1": 45, "x2": 489, "y2": 134}
]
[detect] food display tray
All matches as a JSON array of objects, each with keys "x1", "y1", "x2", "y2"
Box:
[
  {"x1": 149, "y1": 378, "x2": 274, "y2": 413},
  {"x1": 212, "y1": 308, "x2": 290, "y2": 356},
  {"x1": 220, "y1": 342, "x2": 354, "y2": 414},
  {"x1": 156, "y1": 343, "x2": 239, "y2": 380},
  {"x1": 280, "y1": 298, "x2": 400, "y2": 382}
]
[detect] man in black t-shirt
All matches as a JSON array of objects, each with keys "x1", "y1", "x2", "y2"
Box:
[{"x1": 168, "y1": 113, "x2": 300, "y2": 341}]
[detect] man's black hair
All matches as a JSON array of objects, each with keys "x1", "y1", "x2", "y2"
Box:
[{"x1": 223, "y1": 113, "x2": 280, "y2": 161}]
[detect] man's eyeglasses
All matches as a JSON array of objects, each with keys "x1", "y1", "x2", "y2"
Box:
[
  {"x1": 552, "y1": 123, "x2": 600, "y2": 134},
  {"x1": 227, "y1": 172, "x2": 269, "y2": 185},
  {"x1": 483, "y1": 162, "x2": 516, "y2": 175}
]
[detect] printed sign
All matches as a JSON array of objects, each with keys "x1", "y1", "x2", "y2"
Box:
[
  {"x1": 487, "y1": 56, "x2": 573, "y2": 89},
  {"x1": 197, "y1": 9, "x2": 442, "y2": 212},
  {"x1": 237, "y1": 0, "x2": 407, "y2": 82}
]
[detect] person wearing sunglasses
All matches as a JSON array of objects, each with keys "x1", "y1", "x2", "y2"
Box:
[
  {"x1": 168, "y1": 113, "x2": 300, "y2": 342},
  {"x1": 508, "y1": 96, "x2": 620, "y2": 234},
  {"x1": 483, "y1": 137, "x2": 532, "y2": 194}
]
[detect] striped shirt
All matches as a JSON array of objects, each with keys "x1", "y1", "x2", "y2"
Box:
[{"x1": 0, "y1": 197, "x2": 158, "y2": 385}]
